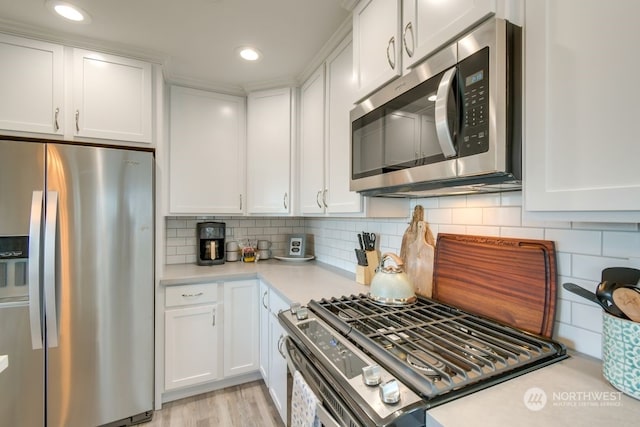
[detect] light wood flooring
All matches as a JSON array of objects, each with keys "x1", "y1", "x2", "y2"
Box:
[{"x1": 142, "y1": 380, "x2": 284, "y2": 427}]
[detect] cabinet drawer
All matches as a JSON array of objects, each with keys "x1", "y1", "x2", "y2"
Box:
[{"x1": 166, "y1": 283, "x2": 218, "y2": 307}]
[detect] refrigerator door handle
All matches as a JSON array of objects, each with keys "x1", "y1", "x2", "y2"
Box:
[
  {"x1": 28, "y1": 191, "x2": 44, "y2": 350},
  {"x1": 44, "y1": 191, "x2": 60, "y2": 348}
]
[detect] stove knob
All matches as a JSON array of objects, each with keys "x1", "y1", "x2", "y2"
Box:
[
  {"x1": 295, "y1": 307, "x2": 309, "y2": 320},
  {"x1": 379, "y1": 379, "x2": 401, "y2": 404},
  {"x1": 362, "y1": 365, "x2": 381, "y2": 386}
]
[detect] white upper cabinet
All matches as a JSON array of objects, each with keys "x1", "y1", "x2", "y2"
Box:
[
  {"x1": 353, "y1": 0, "x2": 499, "y2": 102},
  {"x1": 299, "y1": 66, "x2": 326, "y2": 214},
  {"x1": 168, "y1": 86, "x2": 245, "y2": 215},
  {"x1": 402, "y1": 0, "x2": 496, "y2": 71},
  {"x1": 353, "y1": 0, "x2": 402, "y2": 102},
  {"x1": 0, "y1": 33, "x2": 154, "y2": 145},
  {"x1": 524, "y1": 0, "x2": 640, "y2": 221},
  {"x1": 246, "y1": 87, "x2": 293, "y2": 214},
  {"x1": 73, "y1": 49, "x2": 152, "y2": 143},
  {"x1": 0, "y1": 33, "x2": 63, "y2": 135},
  {"x1": 299, "y1": 36, "x2": 408, "y2": 217},
  {"x1": 324, "y1": 37, "x2": 363, "y2": 214}
]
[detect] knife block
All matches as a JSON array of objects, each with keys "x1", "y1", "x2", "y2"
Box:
[{"x1": 356, "y1": 250, "x2": 379, "y2": 285}]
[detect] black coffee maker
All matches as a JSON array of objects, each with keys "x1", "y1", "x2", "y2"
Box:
[{"x1": 197, "y1": 222, "x2": 225, "y2": 266}]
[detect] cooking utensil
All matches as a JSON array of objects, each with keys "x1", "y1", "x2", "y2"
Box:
[
  {"x1": 602, "y1": 267, "x2": 640, "y2": 285},
  {"x1": 368, "y1": 253, "x2": 417, "y2": 306},
  {"x1": 433, "y1": 234, "x2": 557, "y2": 338},
  {"x1": 362, "y1": 232, "x2": 376, "y2": 251},
  {"x1": 562, "y1": 282, "x2": 603, "y2": 306},
  {"x1": 366, "y1": 233, "x2": 376, "y2": 250},
  {"x1": 595, "y1": 281, "x2": 636, "y2": 319},
  {"x1": 400, "y1": 205, "x2": 435, "y2": 298},
  {"x1": 612, "y1": 287, "x2": 640, "y2": 322},
  {"x1": 357, "y1": 234, "x2": 365, "y2": 251},
  {"x1": 355, "y1": 249, "x2": 368, "y2": 266}
]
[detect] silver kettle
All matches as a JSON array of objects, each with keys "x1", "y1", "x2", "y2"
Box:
[{"x1": 368, "y1": 253, "x2": 417, "y2": 305}]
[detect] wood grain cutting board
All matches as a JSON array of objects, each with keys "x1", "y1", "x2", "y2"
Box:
[
  {"x1": 432, "y1": 234, "x2": 557, "y2": 338},
  {"x1": 400, "y1": 206, "x2": 436, "y2": 297}
]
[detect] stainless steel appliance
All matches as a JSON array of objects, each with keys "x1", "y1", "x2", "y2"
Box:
[
  {"x1": 279, "y1": 296, "x2": 567, "y2": 426},
  {"x1": 350, "y1": 18, "x2": 522, "y2": 197},
  {"x1": 0, "y1": 139, "x2": 154, "y2": 426}
]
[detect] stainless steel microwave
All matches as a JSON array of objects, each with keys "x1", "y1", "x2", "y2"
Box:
[{"x1": 350, "y1": 18, "x2": 522, "y2": 197}]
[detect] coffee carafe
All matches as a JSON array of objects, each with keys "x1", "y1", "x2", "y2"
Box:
[{"x1": 197, "y1": 222, "x2": 225, "y2": 265}]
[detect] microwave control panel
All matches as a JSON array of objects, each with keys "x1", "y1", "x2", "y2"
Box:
[{"x1": 459, "y1": 47, "x2": 490, "y2": 157}]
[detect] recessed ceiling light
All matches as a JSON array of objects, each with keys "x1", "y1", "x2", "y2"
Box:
[
  {"x1": 46, "y1": 1, "x2": 91, "y2": 23},
  {"x1": 238, "y1": 47, "x2": 261, "y2": 61}
]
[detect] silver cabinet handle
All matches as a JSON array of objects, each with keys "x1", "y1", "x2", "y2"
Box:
[
  {"x1": 316, "y1": 190, "x2": 322, "y2": 208},
  {"x1": 28, "y1": 191, "x2": 44, "y2": 350},
  {"x1": 54, "y1": 107, "x2": 60, "y2": 131},
  {"x1": 181, "y1": 292, "x2": 204, "y2": 297},
  {"x1": 386, "y1": 36, "x2": 396, "y2": 70},
  {"x1": 75, "y1": 110, "x2": 80, "y2": 133},
  {"x1": 277, "y1": 334, "x2": 286, "y2": 359},
  {"x1": 283, "y1": 192, "x2": 288, "y2": 210},
  {"x1": 434, "y1": 67, "x2": 458, "y2": 158},
  {"x1": 403, "y1": 21, "x2": 414, "y2": 58},
  {"x1": 262, "y1": 290, "x2": 268, "y2": 309},
  {"x1": 322, "y1": 189, "x2": 328, "y2": 208},
  {"x1": 239, "y1": 194, "x2": 243, "y2": 210},
  {"x1": 212, "y1": 308, "x2": 216, "y2": 326},
  {"x1": 44, "y1": 191, "x2": 60, "y2": 348}
]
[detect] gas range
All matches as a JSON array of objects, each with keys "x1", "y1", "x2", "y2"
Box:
[{"x1": 279, "y1": 294, "x2": 567, "y2": 426}]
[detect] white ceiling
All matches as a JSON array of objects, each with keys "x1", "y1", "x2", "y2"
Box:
[{"x1": 0, "y1": 0, "x2": 354, "y2": 94}]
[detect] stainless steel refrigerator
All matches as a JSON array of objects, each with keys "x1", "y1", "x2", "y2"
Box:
[{"x1": 0, "y1": 139, "x2": 154, "y2": 426}]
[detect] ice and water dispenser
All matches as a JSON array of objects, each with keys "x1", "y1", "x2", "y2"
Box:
[{"x1": 197, "y1": 222, "x2": 225, "y2": 266}]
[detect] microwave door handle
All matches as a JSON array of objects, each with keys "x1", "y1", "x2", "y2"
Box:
[{"x1": 435, "y1": 67, "x2": 457, "y2": 158}]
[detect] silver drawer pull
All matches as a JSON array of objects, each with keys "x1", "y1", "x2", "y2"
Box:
[{"x1": 181, "y1": 292, "x2": 204, "y2": 297}]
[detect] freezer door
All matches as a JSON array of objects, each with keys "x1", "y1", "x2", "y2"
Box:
[
  {"x1": 0, "y1": 140, "x2": 46, "y2": 427},
  {"x1": 45, "y1": 144, "x2": 154, "y2": 427}
]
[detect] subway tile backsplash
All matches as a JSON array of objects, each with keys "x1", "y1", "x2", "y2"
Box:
[
  {"x1": 165, "y1": 216, "x2": 305, "y2": 265},
  {"x1": 164, "y1": 191, "x2": 640, "y2": 359}
]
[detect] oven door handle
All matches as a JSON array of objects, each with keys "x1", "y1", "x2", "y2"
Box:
[
  {"x1": 284, "y1": 337, "x2": 344, "y2": 427},
  {"x1": 435, "y1": 67, "x2": 458, "y2": 158}
]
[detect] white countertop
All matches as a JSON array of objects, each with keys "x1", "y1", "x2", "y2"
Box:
[
  {"x1": 162, "y1": 259, "x2": 370, "y2": 304},
  {"x1": 0, "y1": 355, "x2": 7, "y2": 374},
  {"x1": 162, "y1": 261, "x2": 640, "y2": 426}
]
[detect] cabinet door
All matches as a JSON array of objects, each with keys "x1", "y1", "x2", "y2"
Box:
[
  {"x1": 258, "y1": 282, "x2": 270, "y2": 384},
  {"x1": 299, "y1": 66, "x2": 326, "y2": 214},
  {"x1": 269, "y1": 315, "x2": 288, "y2": 425},
  {"x1": 169, "y1": 86, "x2": 245, "y2": 214},
  {"x1": 524, "y1": 0, "x2": 640, "y2": 218},
  {"x1": 246, "y1": 88, "x2": 292, "y2": 214},
  {"x1": 223, "y1": 280, "x2": 259, "y2": 377},
  {"x1": 0, "y1": 34, "x2": 63, "y2": 135},
  {"x1": 402, "y1": 0, "x2": 496, "y2": 71},
  {"x1": 165, "y1": 304, "x2": 221, "y2": 390},
  {"x1": 353, "y1": 0, "x2": 402, "y2": 102},
  {"x1": 73, "y1": 49, "x2": 152, "y2": 143},
  {"x1": 326, "y1": 37, "x2": 363, "y2": 214}
]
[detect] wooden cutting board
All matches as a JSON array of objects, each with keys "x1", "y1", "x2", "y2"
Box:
[
  {"x1": 400, "y1": 206, "x2": 436, "y2": 297},
  {"x1": 432, "y1": 234, "x2": 557, "y2": 338}
]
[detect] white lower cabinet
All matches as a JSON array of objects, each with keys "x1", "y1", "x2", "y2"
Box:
[
  {"x1": 165, "y1": 302, "x2": 221, "y2": 390},
  {"x1": 223, "y1": 280, "x2": 259, "y2": 377},
  {"x1": 164, "y1": 280, "x2": 259, "y2": 393},
  {"x1": 259, "y1": 281, "x2": 289, "y2": 425}
]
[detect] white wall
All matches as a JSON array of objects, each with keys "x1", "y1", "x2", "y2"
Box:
[
  {"x1": 165, "y1": 191, "x2": 640, "y2": 359},
  {"x1": 307, "y1": 192, "x2": 640, "y2": 360}
]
